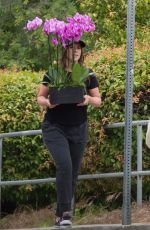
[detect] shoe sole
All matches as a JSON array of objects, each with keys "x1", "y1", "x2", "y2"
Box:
[
  {"x1": 53, "y1": 226, "x2": 72, "y2": 229},
  {"x1": 53, "y1": 224, "x2": 72, "y2": 229},
  {"x1": 60, "y1": 226, "x2": 72, "y2": 229}
]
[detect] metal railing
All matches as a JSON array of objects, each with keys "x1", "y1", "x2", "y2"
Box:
[{"x1": 0, "y1": 120, "x2": 149, "y2": 222}]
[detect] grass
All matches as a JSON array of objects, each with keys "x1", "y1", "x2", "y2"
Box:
[{"x1": 1, "y1": 202, "x2": 150, "y2": 229}]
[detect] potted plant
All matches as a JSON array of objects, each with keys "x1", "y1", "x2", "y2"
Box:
[{"x1": 25, "y1": 13, "x2": 95, "y2": 104}]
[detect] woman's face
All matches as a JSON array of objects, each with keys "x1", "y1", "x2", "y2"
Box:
[{"x1": 67, "y1": 43, "x2": 82, "y2": 63}]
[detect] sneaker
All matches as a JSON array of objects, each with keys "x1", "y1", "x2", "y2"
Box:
[
  {"x1": 60, "y1": 211, "x2": 72, "y2": 227},
  {"x1": 54, "y1": 216, "x2": 61, "y2": 228}
]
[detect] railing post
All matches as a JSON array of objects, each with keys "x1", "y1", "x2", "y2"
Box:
[
  {"x1": 137, "y1": 125, "x2": 143, "y2": 207},
  {"x1": 0, "y1": 138, "x2": 3, "y2": 219}
]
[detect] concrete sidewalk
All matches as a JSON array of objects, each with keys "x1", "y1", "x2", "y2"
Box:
[{"x1": 8, "y1": 223, "x2": 150, "y2": 230}]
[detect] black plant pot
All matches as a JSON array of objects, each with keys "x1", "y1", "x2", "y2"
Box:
[{"x1": 49, "y1": 86, "x2": 85, "y2": 104}]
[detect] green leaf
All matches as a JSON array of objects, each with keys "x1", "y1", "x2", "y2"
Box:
[
  {"x1": 71, "y1": 63, "x2": 81, "y2": 84},
  {"x1": 71, "y1": 63, "x2": 89, "y2": 85},
  {"x1": 80, "y1": 67, "x2": 89, "y2": 82}
]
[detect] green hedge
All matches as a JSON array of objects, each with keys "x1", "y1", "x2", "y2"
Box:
[
  {"x1": 79, "y1": 40, "x2": 150, "y2": 206},
  {"x1": 0, "y1": 40, "x2": 150, "y2": 210},
  {"x1": 0, "y1": 70, "x2": 56, "y2": 209}
]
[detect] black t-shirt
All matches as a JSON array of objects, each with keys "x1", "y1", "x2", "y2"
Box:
[{"x1": 41, "y1": 69, "x2": 99, "y2": 125}]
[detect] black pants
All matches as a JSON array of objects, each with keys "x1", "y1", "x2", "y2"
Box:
[{"x1": 41, "y1": 120, "x2": 88, "y2": 217}]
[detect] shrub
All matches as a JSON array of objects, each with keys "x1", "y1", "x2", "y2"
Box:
[
  {"x1": 0, "y1": 70, "x2": 56, "y2": 211},
  {"x1": 78, "y1": 40, "x2": 150, "y2": 206}
]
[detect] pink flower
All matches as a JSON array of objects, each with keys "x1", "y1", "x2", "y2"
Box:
[
  {"x1": 51, "y1": 37, "x2": 59, "y2": 46},
  {"x1": 44, "y1": 18, "x2": 57, "y2": 34},
  {"x1": 60, "y1": 22, "x2": 83, "y2": 45},
  {"x1": 44, "y1": 19, "x2": 66, "y2": 35},
  {"x1": 26, "y1": 17, "x2": 42, "y2": 31},
  {"x1": 66, "y1": 17, "x2": 74, "y2": 24},
  {"x1": 55, "y1": 21, "x2": 66, "y2": 35},
  {"x1": 26, "y1": 13, "x2": 96, "y2": 46},
  {"x1": 67, "y1": 13, "x2": 96, "y2": 33}
]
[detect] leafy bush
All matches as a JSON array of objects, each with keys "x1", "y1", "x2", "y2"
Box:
[
  {"x1": 78, "y1": 39, "x2": 150, "y2": 206},
  {"x1": 0, "y1": 70, "x2": 56, "y2": 211}
]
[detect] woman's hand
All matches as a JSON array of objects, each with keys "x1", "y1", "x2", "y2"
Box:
[
  {"x1": 77, "y1": 95, "x2": 90, "y2": 106},
  {"x1": 37, "y1": 85, "x2": 58, "y2": 109},
  {"x1": 45, "y1": 98, "x2": 58, "y2": 109},
  {"x1": 77, "y1": 87, "x2": 102, "y2": 107},
  {"x1": 37, "y1": 96, "x2": 57, "y2": 109}
]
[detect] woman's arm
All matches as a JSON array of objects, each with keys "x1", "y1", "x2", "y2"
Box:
[
  {"x1": 77, "y1": 87, "x2": 101, "y2": 107},
  {"x1": 37, "y1": 85, "x2": 57, "y2": 109},
  {"x1": 87, "y1": 87, "x2": 101, "y2": 107}
]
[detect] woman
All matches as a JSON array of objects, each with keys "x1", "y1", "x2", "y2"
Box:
[{"x1": 37, "y1": 40, "x2": 101, "y2": 227}]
